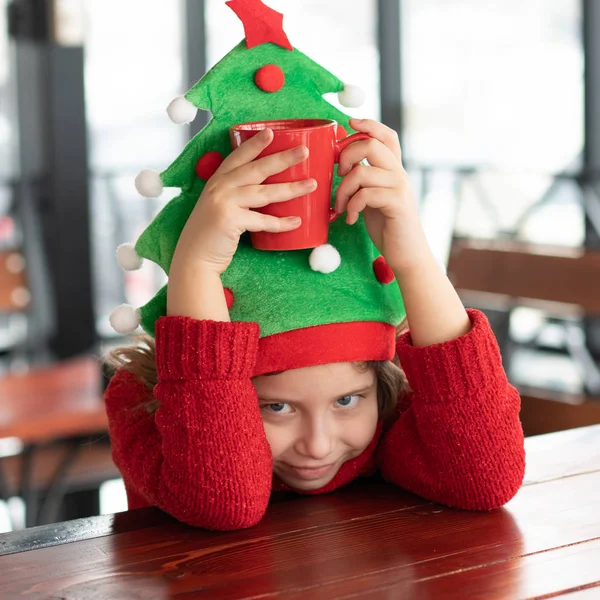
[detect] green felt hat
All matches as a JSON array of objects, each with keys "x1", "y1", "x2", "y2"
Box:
[{"x1": 110, "y1": 0, "x2": 406, "y2": 376}]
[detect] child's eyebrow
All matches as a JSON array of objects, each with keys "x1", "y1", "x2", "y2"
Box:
[{"x1": 259, "y1": 382, "x2": 375, "y2": 403}]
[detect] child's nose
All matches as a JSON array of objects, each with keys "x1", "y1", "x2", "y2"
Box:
[{"x1": 295, "y1": 424, "x2": 335, "y2": 461}]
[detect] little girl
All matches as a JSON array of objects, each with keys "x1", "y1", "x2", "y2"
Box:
[{"x1": 105, "y1": 118, "x2": 526, "y2": 531}]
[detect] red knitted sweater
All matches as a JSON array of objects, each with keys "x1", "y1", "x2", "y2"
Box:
[{"x1": 105, "y1": 309, "x2": 526, "y2": 531}]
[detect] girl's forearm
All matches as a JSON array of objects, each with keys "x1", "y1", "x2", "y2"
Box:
[
  {"x1": 392, "y1": 236, "x2": 471, "y2": 347},
  {"x1": 167, "y1": 263, "x2": 231, "y2": 322}
]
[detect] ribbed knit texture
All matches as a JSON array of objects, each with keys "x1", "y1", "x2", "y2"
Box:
[
  {"x1": 105, "y1": 309, "x2": 526, "y2": 531},
  {"x1": 155, "y1": 317, "x2": 260, "y2": 380},
  {"x1": 377, "y1": 309, "x2": 526, "y2": 511}
]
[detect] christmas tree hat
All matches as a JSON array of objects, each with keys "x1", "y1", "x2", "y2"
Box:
[{"x1": 110, "y1": 0, "x2": 406, "y2": 377}]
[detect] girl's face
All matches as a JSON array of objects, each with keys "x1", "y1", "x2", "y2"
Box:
[{"x1": 252, "y1": 362, "x2": 379, "y2": 491}]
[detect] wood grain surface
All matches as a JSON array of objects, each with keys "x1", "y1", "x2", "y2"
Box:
[{"x1": 0, "y1": 425, "x2": 598, "y2": 599}]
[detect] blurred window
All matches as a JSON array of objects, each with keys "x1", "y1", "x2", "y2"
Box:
[
  {"x1": 402, "y1": 0, "x2": 583, "y2": 172},
  {"x1": 401, "y1": 0, "x2": 584, "y2": 248},
  {"x1": 0, "y1": 0, "x2": 17, "y2": 181},
  {"x1": 83, "y1": 0, "x2": 186, "y2": 335}
]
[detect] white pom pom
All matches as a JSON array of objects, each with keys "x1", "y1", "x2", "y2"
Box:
[
  {"x1": 309, "y1": 244, "x2": 341, "y2": 274},
  {"x1": 338, "y1": 84, "x2": 366, "y2": 108},
  {"x1": 116, "y1": 243, "x2": 144, "y2": 271},
  {"x1": 135, "y1": 169, "x2": 164, "y2": 198},
  {"x1": 167, "y1": 95, "x2": 198, "y2": 125},
  {"x1": 109, "y1": 304, "x2": 141, "y2": 334}
]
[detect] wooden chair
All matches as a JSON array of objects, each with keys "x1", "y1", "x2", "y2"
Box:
[
  {"x1": 447, "y1": 240, "x2": 600, "y2": 314},
  {"x1": 0, "y1": 356, "x2": 115, "y2": 529},
  {"x1": 0, "y1": 250, "x2": 31, "y2": 312},
  {"x1": 0, "y1": 250, "x2": 118, "y2": 529},
  {"x1": 0, "y1": 249, "x2": 32, "y2": 367},
  {"x1": 447, "y1": 238, "x2": 600, "y2": 436},
  {"x1": 1, "y1": 436, "x2": 119, "y2": 526}
]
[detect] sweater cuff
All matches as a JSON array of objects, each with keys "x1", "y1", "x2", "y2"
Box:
[
  {"x1": 396, "y1": 309, "x2": 507, "y2": 399},
  {"x1": 155, "y1": 316, "x2": 260, "y2": 381}
]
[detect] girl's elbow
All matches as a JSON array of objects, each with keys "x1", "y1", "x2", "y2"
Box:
[
  {"x1": 178, "y1": 507, "x2": 266, "y2": 531},
  {"x1": 159, "y1": 486, "x2": 270, "y2": 531},
  {"x1": 445, "y1": 453, "x2": 526, "y2": 511},
  {"x1": 446, "y1": 480, "x2": 522, "y2": 512}
]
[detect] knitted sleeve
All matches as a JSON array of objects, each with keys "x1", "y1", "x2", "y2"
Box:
[
  {"x1": 376, "y1": 309, "x2": 526, "y2": 511},
  {"x1": 104, "y1": 317, "x2": 273, "y2": 530}
]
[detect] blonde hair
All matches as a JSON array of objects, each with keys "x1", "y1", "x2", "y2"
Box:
[{"x1": 105, "y1": 320, "x2": 410, "y2": 423}]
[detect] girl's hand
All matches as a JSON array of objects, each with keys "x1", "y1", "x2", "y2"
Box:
[
  {"x1": 171, "y1": 128, "x2": 317, "y2": 277},
  {"x1": 335, "y1": 118, "x2": 432, "y2": 276}
]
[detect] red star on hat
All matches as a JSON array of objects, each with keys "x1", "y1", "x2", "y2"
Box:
[{"x1": 226, "y1": 0, "x2": 293, "y2": 51}]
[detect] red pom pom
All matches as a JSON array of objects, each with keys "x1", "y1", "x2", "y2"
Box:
[
  {"x1": 336, "y1": 124, "x2": 349, "y2": 140},
  {"x1": 196, "y1": 152, "x2": 224, "y2": 181},
  {"x1": 224, "y1": 288, "x2": 235, "y2": 310},
  {"x1": 373, "y1": 256, "x2": 395, "y2": 284},
  {"x1": 255, "y1": 64, "x2": 285, "y2": 93}
]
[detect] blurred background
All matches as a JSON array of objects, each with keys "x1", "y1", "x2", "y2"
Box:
[{"x1": 0, "y1": 0, "x2": 598, "y2": 532}]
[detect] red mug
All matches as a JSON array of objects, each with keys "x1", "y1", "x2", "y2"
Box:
[{"x1": 229, "y1": 119, "x2": 370, "y2": 251}]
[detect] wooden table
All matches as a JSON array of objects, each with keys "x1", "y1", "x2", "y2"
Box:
[
  {"x1": 0, "y1": 356, "x2": 112, "y2": 526},
  {"x1": 0, "y1": 425, "x2": 599, "y2": 599},
  {"x1": 0, "y1": 356, "x2": 108, "y2": 444}
]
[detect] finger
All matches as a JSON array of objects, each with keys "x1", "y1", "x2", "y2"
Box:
[
  {"x1": 338, "y1": 138, "x2": 398, "y2": 176},
  {"x1": 349, "y1": 119, "x2": 402, "y2": 160},
  {"x1": 217, "y1": 128, "x2": 274, "y2": 175},
  {"x1": 244, "y1": 212, "x2": 302, "y2": 234},
  {"x1": 238, "y1": 179, "x2": 317, "y2": 209},
  {"x1": 335, "y1": 165, "x2": 396, "y2": 214},
  {"x1": 232, "y1": 145, "x2": 309, "y2": 186},
  {"x1": 346, "y1": 188, "x2": 397, "y2": 225}
]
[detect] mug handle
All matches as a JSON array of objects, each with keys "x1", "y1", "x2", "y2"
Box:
[
  {"x1": 334, "y1": 132, "x2": 371, "y2": 163},
  {"x1": 330, "y1": 132, "x2": 372, "y2": 223}
]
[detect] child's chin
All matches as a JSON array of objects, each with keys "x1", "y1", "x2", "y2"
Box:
[{"x1": 279, "y1": 468, "x2": 340, "y2": 492}]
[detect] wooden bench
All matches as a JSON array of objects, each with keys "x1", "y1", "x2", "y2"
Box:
[
  {"x1": 519, "y1": 387, "x2": 600, "y2": 436},
  {"x1": 447, "y1": 239, "x2": 600, "y2": 315},
  {"x1": 1, "y1": 439, "x2": 118, "y2": 496},
  {"x1": 447, "y1": 238, "x2": 600, "y2": 436}
]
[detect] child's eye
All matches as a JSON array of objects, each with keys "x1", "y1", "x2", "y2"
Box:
[
  {"x1": 261, "y1": 402, "x2": 292, "y2": 415},
  {"x1": 335, "y1": 395, "x2": 360, "y2": 409}
]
